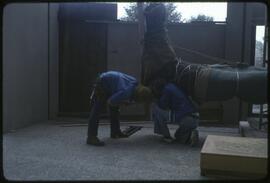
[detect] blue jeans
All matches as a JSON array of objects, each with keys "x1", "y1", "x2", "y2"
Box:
[
  {"x1": 152, "y1": 104, "x2": 171, "y2": 138},
  {"x1": 152, "y1": 103, "x2": 199, "y2": 142},
  {"x1": 174, "y1": 115, "x2": 199, "y2": 143},
  {"x1": 87, "y1": 92, "x2": 121, "y2": 138}
]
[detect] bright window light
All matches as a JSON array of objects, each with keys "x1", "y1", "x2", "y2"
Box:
[{"x1": 117, "y1": 2, "x2": 227, "y2": 22}]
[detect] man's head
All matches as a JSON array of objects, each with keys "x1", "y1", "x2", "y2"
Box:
[{"x1": 134, "y1": 84, "x2": 153, "y2": 103}]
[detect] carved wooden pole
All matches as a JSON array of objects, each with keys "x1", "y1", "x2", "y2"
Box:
[
  {"x1": 137, "y1": 2, "x2": 144, "y2": 54},
  {"x1": 137, "y1": 2, "x2": 150, "y2": 118}
]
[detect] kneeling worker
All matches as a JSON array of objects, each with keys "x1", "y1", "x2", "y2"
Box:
[
  {"x1": 152, "y1": 82, "x2": 199, "y2": 146},
  {"x1": 87, "y1": 71, "x2": 152, "y2": 146}
]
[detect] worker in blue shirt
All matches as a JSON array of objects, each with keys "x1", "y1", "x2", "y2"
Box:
[
  {"x1": 87, "y1": 71, "x2": 152, "y2": 146},
  {"x1": 152, "y1": 82, "x2": 199, "y2": 146}
]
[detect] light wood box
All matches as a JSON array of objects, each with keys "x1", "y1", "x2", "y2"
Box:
[{"x1": 200, "y1": 135, "x2": 268, "y2": 179}]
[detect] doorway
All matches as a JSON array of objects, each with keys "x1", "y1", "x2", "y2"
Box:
[{"x1": 58, "y1": 5, "x2": 108, "y2": 117}]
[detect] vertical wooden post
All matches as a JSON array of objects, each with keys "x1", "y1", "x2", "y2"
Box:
[
  {"x1": 137, "y1": 2, "x2": 144, "y2": 54},
  {"x1": 137, "y1": 2, "x2": 150, "y2": 119},
  {"x1": 259, "y1": 15, "x2": 268, "y2": 129}
]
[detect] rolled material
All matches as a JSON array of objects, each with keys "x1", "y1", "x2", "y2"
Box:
[
  {"x1": 233, "y1": 65, "x2": 267, "y2": 104},
  {"x1": 193, "y1": 64, "x2": 267, "y2": 104}
]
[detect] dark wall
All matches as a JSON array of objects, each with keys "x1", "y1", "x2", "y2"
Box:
[
  {"x1": 107, "y1": 23, "x2": 147, "y2": 118},
  {"x1": 168, "y1": 23, "x2": 226, "y2": 64},
  {"x1": 58, "y1": 3, "x2": 117, "y2": 22},
  {"x1": 49, "y1": 3, "x2": 60, "y2": 119},
  {"x1": 3, "y1": 3, "x2": 49, "y2": 132},
  {"x1": 58, "y1": 3, "x2": 118, "y2": 116}
]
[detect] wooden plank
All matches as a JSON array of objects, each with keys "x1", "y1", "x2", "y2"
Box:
[{"x1": 200, "y1": 135, "x2": 268, "y2": 178}]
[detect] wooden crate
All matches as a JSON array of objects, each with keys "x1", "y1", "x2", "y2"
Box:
[{"x1": 200, "y1": 135, "x2": 268, "y2": 179}]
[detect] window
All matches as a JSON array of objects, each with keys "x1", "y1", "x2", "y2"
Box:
[
  {"x1": 252, "y1": 25, "x2": 268, "y2": 115},
  {"x1": 117, "y1": 2, "x2": 227, "y2": 23}
]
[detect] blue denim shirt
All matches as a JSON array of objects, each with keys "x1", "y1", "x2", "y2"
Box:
[
  {"x1": 157, "y1": 83, "x2": 196, "y2": 122},
  {"x1": 100, "y1": 71, "x2": 138, "y2": 105}
]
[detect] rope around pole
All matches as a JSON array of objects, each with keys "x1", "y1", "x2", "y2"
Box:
[{"x1": 172, "y1": 44, "x2": 241, "y2": 65}]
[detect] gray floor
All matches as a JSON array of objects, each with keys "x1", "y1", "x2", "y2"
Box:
[{"x1": 3, "y1": 121, "x2": 241, "y2": 181}]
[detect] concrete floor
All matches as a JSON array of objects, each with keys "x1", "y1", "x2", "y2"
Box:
[{"x1": 3, "y1": 121, "x2": 241, "y2": 181}]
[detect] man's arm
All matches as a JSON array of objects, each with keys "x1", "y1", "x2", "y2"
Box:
[
  {"x1": 157, "y1": 87, "x2": 171, "y2": 110},
  {"x1": 108, "y1": 86, "x2": 136, "y2": 106}
]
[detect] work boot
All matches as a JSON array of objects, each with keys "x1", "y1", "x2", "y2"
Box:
[
  {"x1": 111, "y1": 131, "x2": 129, "y2": 139},
  {"x1": 189, "y1": 129, "x2": 199, "y2": 147},
  {"x1": 86, "y1": 136, "x2": 105, "y2": 146},
  {"x1": 162, "y1": 136, "x2": 174, "y2": 144}
]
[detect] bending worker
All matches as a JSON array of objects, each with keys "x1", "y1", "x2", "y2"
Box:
[
  {"x1": 87, "y1": 71, "x2": 152, "y2": 146},
  {"x1": 152, "y1": 81, "x2": 199, "y2": 146}
]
